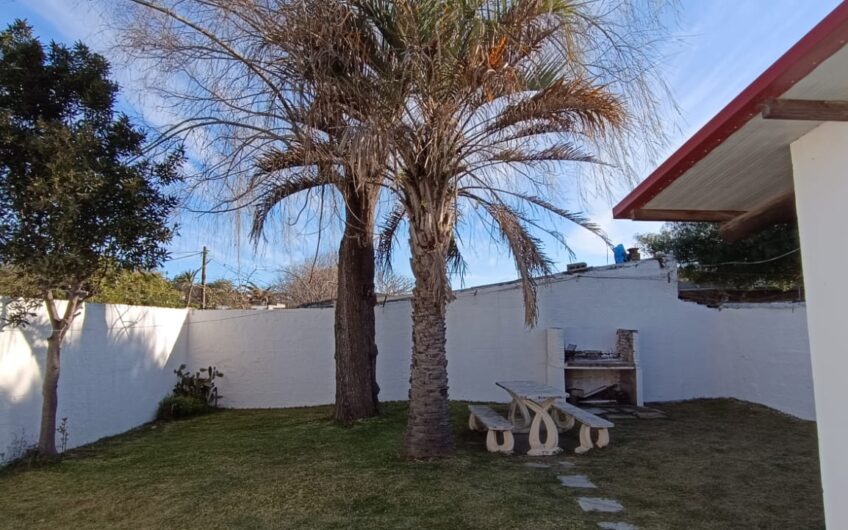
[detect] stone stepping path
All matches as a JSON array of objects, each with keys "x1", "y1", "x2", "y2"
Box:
[
  {"x1": 521, "y1": 458, "x2": 637, "y2": 528},
  {"x1": 558, "y1": 475, "x2": 596, "y2": 489},
  {"x1": 598, "y1": 523, "x2": 637, "y2": 530},
  {"x1": 578, "y1": 497, "x2": 624, "y2": 513}
]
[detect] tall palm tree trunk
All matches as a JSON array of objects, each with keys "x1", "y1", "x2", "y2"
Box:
[
  {"x1": 334, "y1": 191, "x2": 380, "y2": 421},
  {"x1": 404, "y1": 226, "x2": 454, "y2": 458}
]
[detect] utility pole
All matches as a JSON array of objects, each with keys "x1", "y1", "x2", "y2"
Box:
[{"x1": 201, "y1": 246, "x2": 208, "y2": 310}]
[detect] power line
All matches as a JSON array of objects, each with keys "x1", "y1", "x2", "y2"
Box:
[
  {"x1": 698, "y1": 248, "x2": 800, "y2": 267},
  {"x1": 61, "y1": 306, "x2": 291, "y2": 333},
  {"x1": 163, "y1": 252, "x2": 202, "y2": 262}
]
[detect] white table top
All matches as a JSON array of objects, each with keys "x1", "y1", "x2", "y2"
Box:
[{"x1": 495, "y1": 380, "x2": 567, "y2": 401}]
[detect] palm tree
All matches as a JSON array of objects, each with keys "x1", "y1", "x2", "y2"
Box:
[
  {"x1": 310, "y1": 0, "x2": 657, "y2": 457},
  {"x1": 121, "y1": 0, "x2": 405, "y2": 422},
  {"x1": 248, "y1": 129, "x2": 384, "y2": 419},
  {"x1": 245, "y1": 1, "x2": 410, "y2": 419},
  {"x1": 241, "y1": 281, "x2": 278, "y2": 307},
  {"x1": 172, "y1": 269, "x2": 199, "y2": 308},
  {"x1": 125, "y1": 0, "x2": 670, "y2": 454}
]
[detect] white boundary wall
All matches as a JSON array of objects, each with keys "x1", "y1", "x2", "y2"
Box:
[
  {"x1": 1, "y1": 259, "x2": 813, "y2": 461},
  {"x1": 189, "y1": 260, "x2": 813, "y2": 416},
  {"x1": 0, "y1": 302, "x2": 188, "y2": 460}
]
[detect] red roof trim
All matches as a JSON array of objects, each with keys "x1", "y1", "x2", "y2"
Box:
[{"x1": 613, "y1": 1, "x2": 848, "y2": 219}]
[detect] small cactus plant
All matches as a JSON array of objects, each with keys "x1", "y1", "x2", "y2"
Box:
[{"x1": 173, "y1": 364, "x2": 224, "y2": 406}]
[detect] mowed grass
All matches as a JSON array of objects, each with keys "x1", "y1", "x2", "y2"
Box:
[{"x1": 0, "y1": 400, "x2": 823, "y2": 529}]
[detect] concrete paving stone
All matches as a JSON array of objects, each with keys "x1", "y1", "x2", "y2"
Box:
[
  {"x1": 578, "y1": 497, "x2": 624, "y2": 513},
  {"x1": 634, "y1": 411, "x2": 667, "y2": 419},
  {"x1": 598, "y1": 523, "x2": 637, "y2": 530},
  {"x1": 558, "y1": 475, "x2": 596, "y2": 488},
  {"x1": 558, "y1": 460, "x2": 577, "y2": 468}
]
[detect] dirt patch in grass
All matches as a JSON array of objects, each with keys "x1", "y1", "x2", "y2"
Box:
[{"x1": 0, "y1": 399, "x2": 823, "y2": 529}]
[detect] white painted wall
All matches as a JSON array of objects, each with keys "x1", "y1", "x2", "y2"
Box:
[
  {"x1": 0, "y1": 259, "x2": 814, "y2": 464},
  {"x1": 791, "y1": 120, "x2": 848, "y2": 529},
  {"x1": 187, "y1": 308, "x2": 336, "y2": 408},
  {"x1": 190, "y1": 260, "x2": 814, "y2": 418},
  {"x1": 0, "y1": 301, "x2": 188, "y2": 460}
]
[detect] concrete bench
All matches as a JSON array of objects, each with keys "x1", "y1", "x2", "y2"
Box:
[
  {"x1": 468, "y1": 404, "x2": 515, "y2": 454},
  {"x1": 552, "y1": 399, "x2": 614, "y2": 454}
]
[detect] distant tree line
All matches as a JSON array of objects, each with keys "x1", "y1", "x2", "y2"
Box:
[
  {"x1": 637, "y1": 222, "x2": 802, "y2": 291},
  {"x1": 0, "y1": 253, "x2": 415, "y2": 310}
]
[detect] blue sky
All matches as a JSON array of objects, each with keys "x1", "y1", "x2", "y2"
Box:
[{"x1": 1, "y1": 0, "x2": 842, "y2": 287}]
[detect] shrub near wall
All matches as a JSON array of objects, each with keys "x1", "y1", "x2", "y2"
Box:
[
  {"x1": 156, "y1": 395, "x2": 210, "y2": 421},
  {"x1": 156, "y1": 364, "x2": 224, "y2": 421}
]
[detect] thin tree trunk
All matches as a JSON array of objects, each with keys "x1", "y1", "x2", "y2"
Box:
[
  {"x1": 38, "y1": 333, "x2": 62, "y2": 455},
  {"x1": 404, "y1": 228, "x2": 454, "y2": 458},
  {"x1": 38, "y1": 291, "x2": 80, "y2": 456},
  {"x1": 334, "y1": 192, "x2": 379, "y2": 422}
]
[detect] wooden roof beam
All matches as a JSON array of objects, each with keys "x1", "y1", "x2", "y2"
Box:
[
  {"x1": 762, "y1": 99, "x2": 848, "y2": 121},
  {"x1": 720, "y1": 191, "x2": 797, "y2": 242},
  {"x1": 630, "y1": 209, "x2": 743, "y2": 222}
]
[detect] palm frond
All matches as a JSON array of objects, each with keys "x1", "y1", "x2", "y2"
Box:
[
  {"x1": 250, "y1": 171, "x2": 329, "y2": 244},
  {"x1": 486, "y1": 143, "x2": 598, "y2": 166},
  {"x1": 488, "y1": 79, "x2": 625, "y2": 136},
  {"x1": 376, "y1": 201, "x2": 406, "y2": 274},
  {"x1": 504, "y1": 192, "x2": 612, "y2": 248},
  {"x1": 447, "y1": 234, "x2": 467, "y2": 281},
  {"x1": 462, "y1": 192, "x2": 553, "y2": 326},
  {"x1": 255, "y1": 146, "x2": 311, "y2": 174}
]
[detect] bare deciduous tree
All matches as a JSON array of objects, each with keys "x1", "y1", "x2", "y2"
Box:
[
  {"x1": 274, "y1": 253, "x2": 339, "y2": 308},
  {"x1": 376, "y1": 270, "x2": 415, "y2": 297}
]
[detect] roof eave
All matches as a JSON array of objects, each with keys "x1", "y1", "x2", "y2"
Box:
[{"x1": 613, "y1": 1, "x2": 848, "y2": 220}]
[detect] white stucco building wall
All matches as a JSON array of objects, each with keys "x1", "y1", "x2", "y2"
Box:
[
  {"x1": 791, "y1": 120, "x2": 848, "y2": 529},
  {"x1": 0, "y1": 301, "x2": 188, "y2": 460}
]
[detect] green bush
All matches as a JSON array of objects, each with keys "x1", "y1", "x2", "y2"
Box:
[
  {"x1": 156, "y1": 395, "x2": 211, "y2": 421},
  {"x1": 172, "y1": 364, "x2": 223, "y2": 406},
  {"x1": 637, "y1": 222, "x2": 802, "y2": 290}
]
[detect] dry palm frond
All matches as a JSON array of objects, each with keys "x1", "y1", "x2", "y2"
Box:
[
  {"x1": 500, "y1": 192, "x2": 611, "y2": 248},
  {"x1": 487, "y1": 144, "x2": 597, "y2": 165},
  {"x1": 489, "y1": 79, "x2": 625, "y2": 135},
  {"x1": 376, "y1": 202, "x2": 406, "y2": 274},
  {"x1": 462, "y1": 192, "x2": 553, "y2": 326},
  {"x1": 250, "y1": 171, "x2": 329, "y2": 243},
  {"x1": 446, "y1": 234, "x2": 467, "y2": 280}
]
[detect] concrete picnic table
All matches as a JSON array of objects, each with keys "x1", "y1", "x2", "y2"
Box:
[{"x1": 496, "y1": 380, "x2": 570, "y2": 456}]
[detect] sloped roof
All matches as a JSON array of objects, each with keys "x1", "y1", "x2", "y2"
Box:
[{"x1": 613, "y1": 2, "x2": 848, "y2": 221}]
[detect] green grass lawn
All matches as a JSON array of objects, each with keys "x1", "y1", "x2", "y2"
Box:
[{"x1": 0, "y1": 400, "x2": 823, "y2": 529}]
